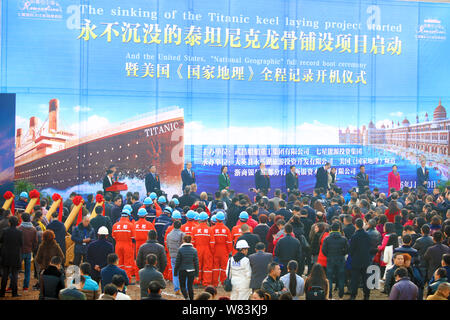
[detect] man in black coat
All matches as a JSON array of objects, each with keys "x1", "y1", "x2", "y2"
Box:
[
  {"x1": 136, "y1": 230, "x2": 167, "y2": 273},
  {"x1": 39, "y1": 256, "x2": 65, "y2": 300},
  {"x1": 348, "y1": 218, "x2": 372, "y2": 300},
  {"x1": 87, "y1": 227, "x2": 115, "y2": 283},
  {"x1": 356, "y1": 165, "x2": 369, "y2": 193},
  {"x1": 423, "y1": 231, "x2": 450, "y2": 280},
  {"x1": 103, "y1": 169, "x2": 114, "y2": 194},
  {"x1": 416, "y1": 159, "x2": 429, "y2": 189},
  {"x1": 248, "y1": 242, "x2": 273, "y2": 291},
  {"x1": 181, "y1": 162, "x2": 195, "y2": 191},
  {"x1": 315, "y1": 162, "x2": 330, "y2": 191},
  {"x1": 178, "y1": 186, "x2": 196, "y2": 208},
  {"x1": 145, "y1": 165, "x2": 161, "y2": 196},
  {"x1": 275, "y1": 200, "x2": 292, "y2": 222},
  {"x1": 273, "y1": 224, "x2": 302, "y2": 276},
  {"x1": 237, "y1": 224, "x2": 261, "y2": 255},
  {"x1": 285, "y1": 165, "x2": 299, "y2": 194},
  {"x1": 0, "y1": 216, "x2": 23, "y2": 297},
  {"x1": 255, "y1": 162, "x2": 271, "y2": 194},
  {"x1": 322, "y1": 222, "x2": 349, "y2": 299}
]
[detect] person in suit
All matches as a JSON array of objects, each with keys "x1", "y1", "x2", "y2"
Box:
[
  {"x1": 145, "y1": 165, "x2": 161, "y2": 196},
  {"x1": 255, "y1": 162, "x2": 270, "y2": 194},
  {"x1": 181, "y1": 162, "x2": 196, "y2": 191},
  {"x1": 103, "y1": 169, "x2": 114, "y2": 194},
  {"x1": 348, "y1": 218, "x2": 372, "y2": 300},
  {"x1": 315, "y1": 163, "x2": 330, "y2": 191},
  {"x1": 286, "y1": 165, "x2": 299, "y2": 194},
  {"x1": 249, "y1": 242, "x2": 273, "y2": 291},
  {"x1": 416, "y1": 160, "x2": 429, "y2": 189},
  {"x1": 356, "y1": 165, "x2": 369, "y2": 193},
  {"x1": 219, "y1": 165, "x2": 230, "y2": 191},
  {"x1": 0, "y1": 216, "x2": 23, "y2": 297}
]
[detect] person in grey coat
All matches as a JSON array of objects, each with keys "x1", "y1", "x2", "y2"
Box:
[
  {"x1": 137, "y1": 230, "x2": 167, "y2": 272},
  {"x1": 389, "y1": 267, "x2": 418, "y2": 300},
  {"x1": 139, "y1": 253, "x2": 166, "y2": 299},
  {"x1": 166, "y1": 220, "x2": 185, "y2": 295},
  {"x1": 249, "y1": 242, "x2": 273, "y2": 290}
]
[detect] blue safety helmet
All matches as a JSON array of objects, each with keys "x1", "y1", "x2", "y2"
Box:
[
  {"x1": 211, "y1": 215, "x2": 217, "y2": 223},
  {"x1": 20, "y1": 192, "x2": 28, "y2": 199},
  {"x1": 123, "y1": 204, "x2": 132, "y2": 212},
  {"x1": 172, "y1": 198, "x2": 179, "y2": 206},
  {"x1": 149, "y1": 192, "x2": 157, "y2": 200},
  {"x1": 199, "y1": 212, "x2": 209, "y2": 221},
  {"x1": 137, "y1": 208, "x2": 147, "y2": 217},
  {"x1": 158, "y1": 196, "x2": 166, "y2": 204},
  {"x1": 194, "y1": 213, "x2": 200, "y2": 221},
  {"x1": 121, "y1": 208, "x2": 131, "y2": 215},
  {"x1": 143, "y1": 197, "x2": 153, "y2": 205},
  {"x1": 186, "y1": 210, "x2": 196, "y2": 220},
  {"x1": 239, "y1": 211, "x2": 249, "y2": 220},
  {"x1": 164, "y1": 206, "x2": 173, "y2": 214},
  {"x1": 216, "y1": 212, "x2": 225, "y2": 221},
  {"x1": 172, "y1": 210, "x2": 181, "y2": 219}
]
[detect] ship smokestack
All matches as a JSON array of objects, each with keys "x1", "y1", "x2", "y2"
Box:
[
  {"x1": 29, "y1": 116, "x2": 37, "y2": 139},
  {"x1": 49, "y1": 98, "x2": 59, "y2": 132},
  {"x1": 16, "y1": 128, "x2": 22, "y2": 148}
]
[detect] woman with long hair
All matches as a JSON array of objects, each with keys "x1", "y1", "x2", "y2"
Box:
[
  {"x1": 304, "y1": 263, "x2": 329, "y2": 300},
  {"x1": 377, "y1": 222, "x2": 399, "y2": 276},
  {"x1": 35, "y1": 230, "x2": 65, "y2": 271},
  {"x1": 309, "y1": 222, "x2": 326, "y2": 265},
  {"x1": 280, "y1": 260, "x2": 304, "y2": 300},
  {"x1": 385, "y1": 200, "x2": 400, "y2": 223}
]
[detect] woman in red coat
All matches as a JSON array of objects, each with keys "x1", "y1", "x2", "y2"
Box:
[
  {"x1": 387, "y1": 165, "x2": 401, "y2": 196},
  {"x1": 384, "y1": 200, "x2": 400, "y2": 223}
]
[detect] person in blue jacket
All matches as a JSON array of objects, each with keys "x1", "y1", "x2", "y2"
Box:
[
  {"x1": 87, "y1": 226, "x2": 114, "y2": 283},
  {"x1": 101, "y1": 253, "x2": 129, "y2": 293},
  {"x1": 71, "y1": 215, "x2": 96, "y2": 266}
]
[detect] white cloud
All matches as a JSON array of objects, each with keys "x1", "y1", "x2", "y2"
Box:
[
  {"x1": 0, "y1": 166, "x2": 14, "y2": 185},
  {"x1": 69, "y1": 114, "x2": 110, "y2": 137},
  {"x1": 389, "y1": 111, "x2": 403, "y2": 117},
  {"x1": 184, "y1": 120, "x2": 340, "y2": 145},
  {"x1": 73, "y1": 105, "x2": 92, "y2": 113}
]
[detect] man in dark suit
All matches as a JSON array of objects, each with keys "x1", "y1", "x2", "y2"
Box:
[
  {"x1": 145, "y1": 165, "x2": 161, "y2": 196},
  {"x1": 416, "y1": 159, "x2": 429, "y2": 189},
  {"x1": 249, "y1": 242, "x2": 273, "y2": 291},
  {"x1": 103, "y1": 169, "x2": 114, "y2": 194},
  {"x1": 181, "y1": 162, "x2": 195, "y2": 191},
  {"x1": 0, "y1": 216, "x2": 23, "y2": 297},
  {"x1": 237, "y1": 224, "x2": 261, "y2": 255},
  {"x1": 274, "y1": 224, "x2": 302, "y2": 276},
  {"x1": 286, "y1": 165, "x2": 299, "y2": 194},
  {"x1": 255, "y1": 162, "x2": 270, "y2": 194},
  {"x1": 356, "y1": 165, "x2": 369, "y2": 193},
  {"x1": 315, "y1": 162, "x2": 330, "y2": 191},
  {"x1": 178, "y1": 186, "x2": 196, "y2": 208},
  {"x1": 348, "y1": 218, "x2": 372, "y2": 300}
]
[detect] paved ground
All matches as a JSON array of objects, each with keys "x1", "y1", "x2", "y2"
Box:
[{"x1": 0, "y1": 272, "x2": 389, "y2": 300}]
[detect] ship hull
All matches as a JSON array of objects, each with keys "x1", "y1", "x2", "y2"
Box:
[{"x1": 14, "y1": 118, "x2": 184, "y2": 191}]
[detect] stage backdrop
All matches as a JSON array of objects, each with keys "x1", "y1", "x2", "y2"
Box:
[
  {"x1": 0, "y1": 94, "x2": 16, "y2": 202},
  {"x1": 1, "y1": 0, "x2": 449, "y2": 199}
]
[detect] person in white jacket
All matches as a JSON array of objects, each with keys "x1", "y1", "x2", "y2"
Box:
[{"x1": 226, "y1": 240, "x2": 252, "y2": 300}]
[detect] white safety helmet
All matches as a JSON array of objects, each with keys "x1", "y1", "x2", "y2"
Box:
[
  {"x1": 235, "y1": 240, "x2": 250, "y2": 250},
  {"x1": 97, "y1": 226, "x2": 109, "y2": 235}
]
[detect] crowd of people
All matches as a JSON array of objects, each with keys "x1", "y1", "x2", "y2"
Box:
[{"x1": 0, "y1": 170, "x2": 449, "y2": 301}]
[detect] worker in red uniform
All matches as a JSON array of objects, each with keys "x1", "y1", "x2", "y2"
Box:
[
  {"x1": 180, "y1": 210, "x2": 198, "y2": 236},
  {"x1": 231, "y1": 211, "x2": 253, "y2": 255},
  {"x1": 111, "y1": 208, "x2": 136, "y2": 282},
  {"x1": 133, "y1": 208, "x2": 155, "y2": 281},
  {"x1": 192, "y1": 211, "x2": 214, "y2": 287},
  {"x1": 210, "y1": 212, "x2": 232, "y2": 287}
]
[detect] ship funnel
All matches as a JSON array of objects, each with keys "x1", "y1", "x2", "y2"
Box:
[
  {"x1": 29, "y1": 116, "x2": 37, "y2": 139},
  {"x1": 49, "y1": 98, "x2": 59, "y2": 132},
  {"x1": 16, "y1": 128, "x2": 22, "y2": 148}
]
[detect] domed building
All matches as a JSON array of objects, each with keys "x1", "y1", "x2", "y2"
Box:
[{"x1": 433, "y1": 99, "x2": 447, "y2": 121}]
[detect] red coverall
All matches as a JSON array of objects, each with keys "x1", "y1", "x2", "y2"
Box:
[
  {"x1": 180, "y1": 220, "x2": 197, "y2": 237},
  {"x1": 133, "y1": 218, "x2": 155, "y2": 280},
  {"x1": 192, "y1": 222, "x2": 214, "y2": 286},
  {"x1": 210, "y1": 222, "x2": 232, "y2": 286},
  {"x1": 231, "y1": 222, "x2": 253, "y2": 255},
  {"x1": 112, "y1": 217, "x2": 136, "y2": 281}
]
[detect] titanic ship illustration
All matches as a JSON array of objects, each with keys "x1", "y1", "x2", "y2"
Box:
[{"x1": 14, "y1": 99, "x2": 184, "y2": 190}]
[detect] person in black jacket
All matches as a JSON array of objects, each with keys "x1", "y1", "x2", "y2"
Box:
[
  {"x1": 322, "y1": 222, "x2": 349, "y2": 299},
  {"x1": 174, "y1": 235, "x2": 199, "y2": 300},
  {"x1": 315, "y1": 163, "x2": 330, "y2": 192},
  {"x1": 137, "y1": 230, "x2": 167, "y2": 273},
  {"x1": 181, "y1": 162, "x2": 195, "y2": 192},
  {"x1": 0, "y1": 216, "x2": 23, "y2": 297},
  {"x1": 39, "y1": 256, "x2": 65, "y2": 300},
  {"x1": 348, "y1": 218, "x2": 372, "y2": 300},
  {"x1": 274, "y1": 224, "x2": 302, "y2": 276},
  {"x1": 261, "y1": 262, "x2": 286, "y2": 300},
  {"x1": 255, "y1": 162, "x2": 271, "y2": 194},
  {"x1": 145, "y1": 165, "x2": 161, "y2": 196},
  {"x1": 237, "y1": 224, "x2": 261, "y2": 255},
  {"x1": 285, "y1": 165, "x2": 299, "y2": 194},
  {"x1": 103, "y1": 169, "x2": 114, "y2": 194},
  {"x1": 356, "y1": 165, "x2": 369, "y2": 193}
]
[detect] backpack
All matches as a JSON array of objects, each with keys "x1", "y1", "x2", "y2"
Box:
[{"x1": 305, "y1": 286, "x2": 326, "y2": 300}]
